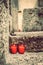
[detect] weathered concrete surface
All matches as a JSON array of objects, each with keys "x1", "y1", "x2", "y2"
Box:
[
  {"x1": 0, "y1": 0, "x2": 43, "y2": 65},
  {"x1": 5, "y1": 52, "x2": 43, "y2": 65}
]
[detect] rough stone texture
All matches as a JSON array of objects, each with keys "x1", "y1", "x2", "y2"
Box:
[
  {"x1": 23, "y1": 8, "x2": 43, "y2": 32},
  {"x1": 0, "y1": 3, "x2": 5, "y2": 65},
  {"x1": 5, "y1": 52, "x2": 43, "y2": 65},
  {"x1": 0, "y1": 1, "x2": 43, "y2": 65},
  {"x1": 0, "y1": 1, "x2": 10, "y2": 65}
]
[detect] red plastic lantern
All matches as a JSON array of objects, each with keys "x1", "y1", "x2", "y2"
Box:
[
  {"x1": 9, "y1": 44, "x2": 17, "y2": 54},
  {"x1": 18, "y1": 44, "x2": 25, "y2": 54}
]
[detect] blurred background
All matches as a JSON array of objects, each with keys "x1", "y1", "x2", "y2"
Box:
[{"x1": 9, "y1": 0, "x2": 43, "y2": 33}]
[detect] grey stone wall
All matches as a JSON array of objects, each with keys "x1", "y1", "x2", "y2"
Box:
[
  {"x1": 0, "y1": 0, "x2": 43, "y2": 65},
  {"x1": 0, "y1": 2, "x2": 9, "y2": 65},
  {"x1": 23, "y1": 8, "x2": 43, "y2": 32}
]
